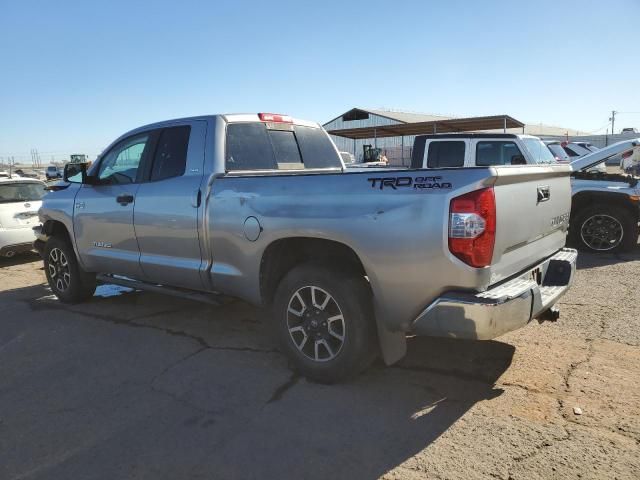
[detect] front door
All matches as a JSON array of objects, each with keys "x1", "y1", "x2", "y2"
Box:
[{"x1": 73, "y1": 132, "x2": 151, "y2": 279}]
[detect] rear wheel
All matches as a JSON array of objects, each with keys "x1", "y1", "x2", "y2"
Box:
[
  {"x1": 571, "y1": 205, "x2": 638, "y2": 253},
  {"x1": 271, "y1": 264, "x2": 377, "y2": 383},
  {"x1": 44, "y1": 236, "x2": 96, "y2": 303}
]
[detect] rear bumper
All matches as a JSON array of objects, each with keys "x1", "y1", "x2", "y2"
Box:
[{"x1": 411, "y1": 248, "x2": 578, "y2": 340}]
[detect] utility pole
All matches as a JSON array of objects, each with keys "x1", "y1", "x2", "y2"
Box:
[{"x1": 609, "y1": 110, "x2": 617, "y2": 135}]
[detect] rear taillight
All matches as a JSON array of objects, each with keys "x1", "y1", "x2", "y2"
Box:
[
  {"x1": 622, "y1": 150, "x2": 633, "y2": 159},
  {"x1": 448, "y1": 187, "x2": 496, "y2": 268},
  {"x1": 258, "y1": 112, "x2": 293, "y2": 123}
]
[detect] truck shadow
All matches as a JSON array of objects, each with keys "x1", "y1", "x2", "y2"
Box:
[
  {"x1": 576, "y1": 243, "x2": 640, "y2": 270},
  {"x1": 2, "y1": 283, "x2": 515, "y2": 479},
  {"x1": 0, "y1": 251, "x2": 41, "y2": 268}
]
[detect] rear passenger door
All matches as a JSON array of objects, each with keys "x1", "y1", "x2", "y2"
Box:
[{"x1": 134, "y1": 121, "x2": 207, "y2": 290}]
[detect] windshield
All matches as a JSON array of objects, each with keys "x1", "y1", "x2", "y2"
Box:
[
  {"x1": 0, "y1": 182, "x2": 46, "y2": 203},
  {"x1": 523, "y1": 138, "x2": 557, "y2": 164}
]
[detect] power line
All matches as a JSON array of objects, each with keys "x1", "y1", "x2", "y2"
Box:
[{"x1": 609, "y1": 111, "x2": 617, "y2": 135}]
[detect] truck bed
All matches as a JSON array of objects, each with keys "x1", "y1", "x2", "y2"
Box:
[{"x1": 210, "y1": 164, "x2": 572, "y2": 332}]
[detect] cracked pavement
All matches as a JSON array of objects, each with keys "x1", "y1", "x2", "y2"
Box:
[{"x1": 0, "y1": 248, "x2": 639, "y2": 479}]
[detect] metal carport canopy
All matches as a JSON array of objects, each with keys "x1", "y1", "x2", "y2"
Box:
[{"x1": 325, "y1": 115, "x2": 525, "y2": 139}]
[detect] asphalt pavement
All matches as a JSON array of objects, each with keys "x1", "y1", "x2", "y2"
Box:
[{"x1": 0, "y1": 248, "x2": 639, "y2": 479}]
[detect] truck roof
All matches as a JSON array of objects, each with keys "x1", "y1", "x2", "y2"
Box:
[
  {"x1": 414, "y1": 133, "x2": 537, "y2": 140},
  {"x1": 128, "y1": 113, "x2": 321, "y2": 134}
]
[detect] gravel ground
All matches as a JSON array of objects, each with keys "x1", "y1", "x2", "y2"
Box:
[{"x1": 0, "y1": 247, "x2": 638, "y2": 480}]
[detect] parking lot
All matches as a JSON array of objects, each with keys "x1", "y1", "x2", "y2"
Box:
[{"x1": 1, "y1": 247, "x2": 639, "y2": 480}]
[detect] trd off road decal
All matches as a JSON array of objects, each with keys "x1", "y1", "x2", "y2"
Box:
[{"x1": 367, "y1": 176, "x2": 452, "y2": 191}]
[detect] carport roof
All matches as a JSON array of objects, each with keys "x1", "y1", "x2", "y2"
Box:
[{"x1": 326, "y1": 115, "x2": 525, "y2": 139}]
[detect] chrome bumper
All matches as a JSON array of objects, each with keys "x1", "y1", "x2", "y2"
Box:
[{"x1": 411, "y1": 248, "x2": 578, "y2": 340}]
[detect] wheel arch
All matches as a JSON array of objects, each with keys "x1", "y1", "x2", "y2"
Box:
[
  {"x1": 259, "y1": 237, "x2": 367, "y2": 307},
  {"x1": 571, "y1": 191, "x2": 639, "y2": 220},
  {"x1": 42, "y1": 219, "x2": 72, "y2": 244},
  {"x1": 41, "y1": 218, "x2": 88, "y2": 269},
  {"x1": 570, "y1": 191, "x2": 640, "y2": 252},
  {"x1": 259, "y1": 236, "x2": 407, "y2": 365}
]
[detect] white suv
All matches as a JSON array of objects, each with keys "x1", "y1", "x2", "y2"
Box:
[
  {"x1": 0, "y1": 178, "x2": 46, "y2": 258},
  {"x1": 45, "y1": 165, "x2": 61, "y2": 180}
]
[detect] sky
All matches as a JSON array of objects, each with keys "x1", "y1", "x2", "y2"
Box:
[{"x1": 1, "y1": 0, "x2": 639, "y2": 163}]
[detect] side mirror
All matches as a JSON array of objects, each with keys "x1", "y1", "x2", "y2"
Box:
[
  {"x1": 511, "y1": 155, "x2": 527, "y2": 165},
  {"x1": 63, "y1": 162, "x2": 88, "y2": 183}
]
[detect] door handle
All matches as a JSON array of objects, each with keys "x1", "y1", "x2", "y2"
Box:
[
  {"x1": 191, "y1": 189, "x2": 201, "y2": 208},
  {"x1": 116, "y1": 194, "x2": 134, "y2": 206},
  {"x1": 537, "y1": 186, "x2": 550, "y2": 203}
]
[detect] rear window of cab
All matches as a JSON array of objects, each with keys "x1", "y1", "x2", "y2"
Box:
[{"x1": 225, "y1": 123, "x2": 341, "y2": 171}]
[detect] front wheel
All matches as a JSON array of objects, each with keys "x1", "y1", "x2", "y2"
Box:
[
  {"x1": 271, "y1": 264, "x2": 377, "y2": 383},
  {"x1": 571, "y1": 205, "x2": 638, "y2": 253},
  {"x1": 44, "y1": 236, "x2": 97, "y2": 303}
]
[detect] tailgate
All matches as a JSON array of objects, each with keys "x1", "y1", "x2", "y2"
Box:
[{"x1": 488, "y1": 165, "x2": 572, "y2": 285}]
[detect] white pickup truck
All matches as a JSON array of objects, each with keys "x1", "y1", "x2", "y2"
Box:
[
  {"x1": 410, "y1": 133, "x2": 557, "y2": 168},
  {"x1": 411, "y1": 134, "x2": 640, "y2": 252}
]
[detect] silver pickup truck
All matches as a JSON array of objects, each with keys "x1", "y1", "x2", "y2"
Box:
[{"x1": 36, "y1": 113, "x2": 577, "y2": 382}]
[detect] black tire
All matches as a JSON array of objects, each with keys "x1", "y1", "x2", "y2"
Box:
[
  {"x1": 44, "y1": 236, "x2": 97, "y2": 303},
  {"x1": 271, "y1": 264, "x2": 377, "y2": 383},
  {"x1": 570, "y1": 205, "x2": 638, "y2": 253}
]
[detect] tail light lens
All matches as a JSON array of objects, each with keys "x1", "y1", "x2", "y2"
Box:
[
  {"x1": 622, "y1": 150, "x2": 633, "y2": 159},
  {"x1": 449, "y1": 187, "x2": 496, "y2": 268}
]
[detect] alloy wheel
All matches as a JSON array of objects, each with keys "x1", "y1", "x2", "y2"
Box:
[
  {"x1": 580, "y1": 214, "x2": 624, "y2": 251},
  {"x1": 286, "y1": 286, "x2": 346, "y2": 362},
  {"x1": 48, "y1": 248, "x2": 71, "y2": 292}
]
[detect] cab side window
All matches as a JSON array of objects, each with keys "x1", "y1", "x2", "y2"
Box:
[
  {"x1": 476, "y1": 141, "x2": 523, "y2": 166},
  {"x1": 150, "y1": 126, "x2": 191, "y2": 181},
  {"x1": 98, "y1": 134, "x2": 149, "y2": 184},
  {"x1": 427, "y1": 141, "x2": 465, "y2": 168}
]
